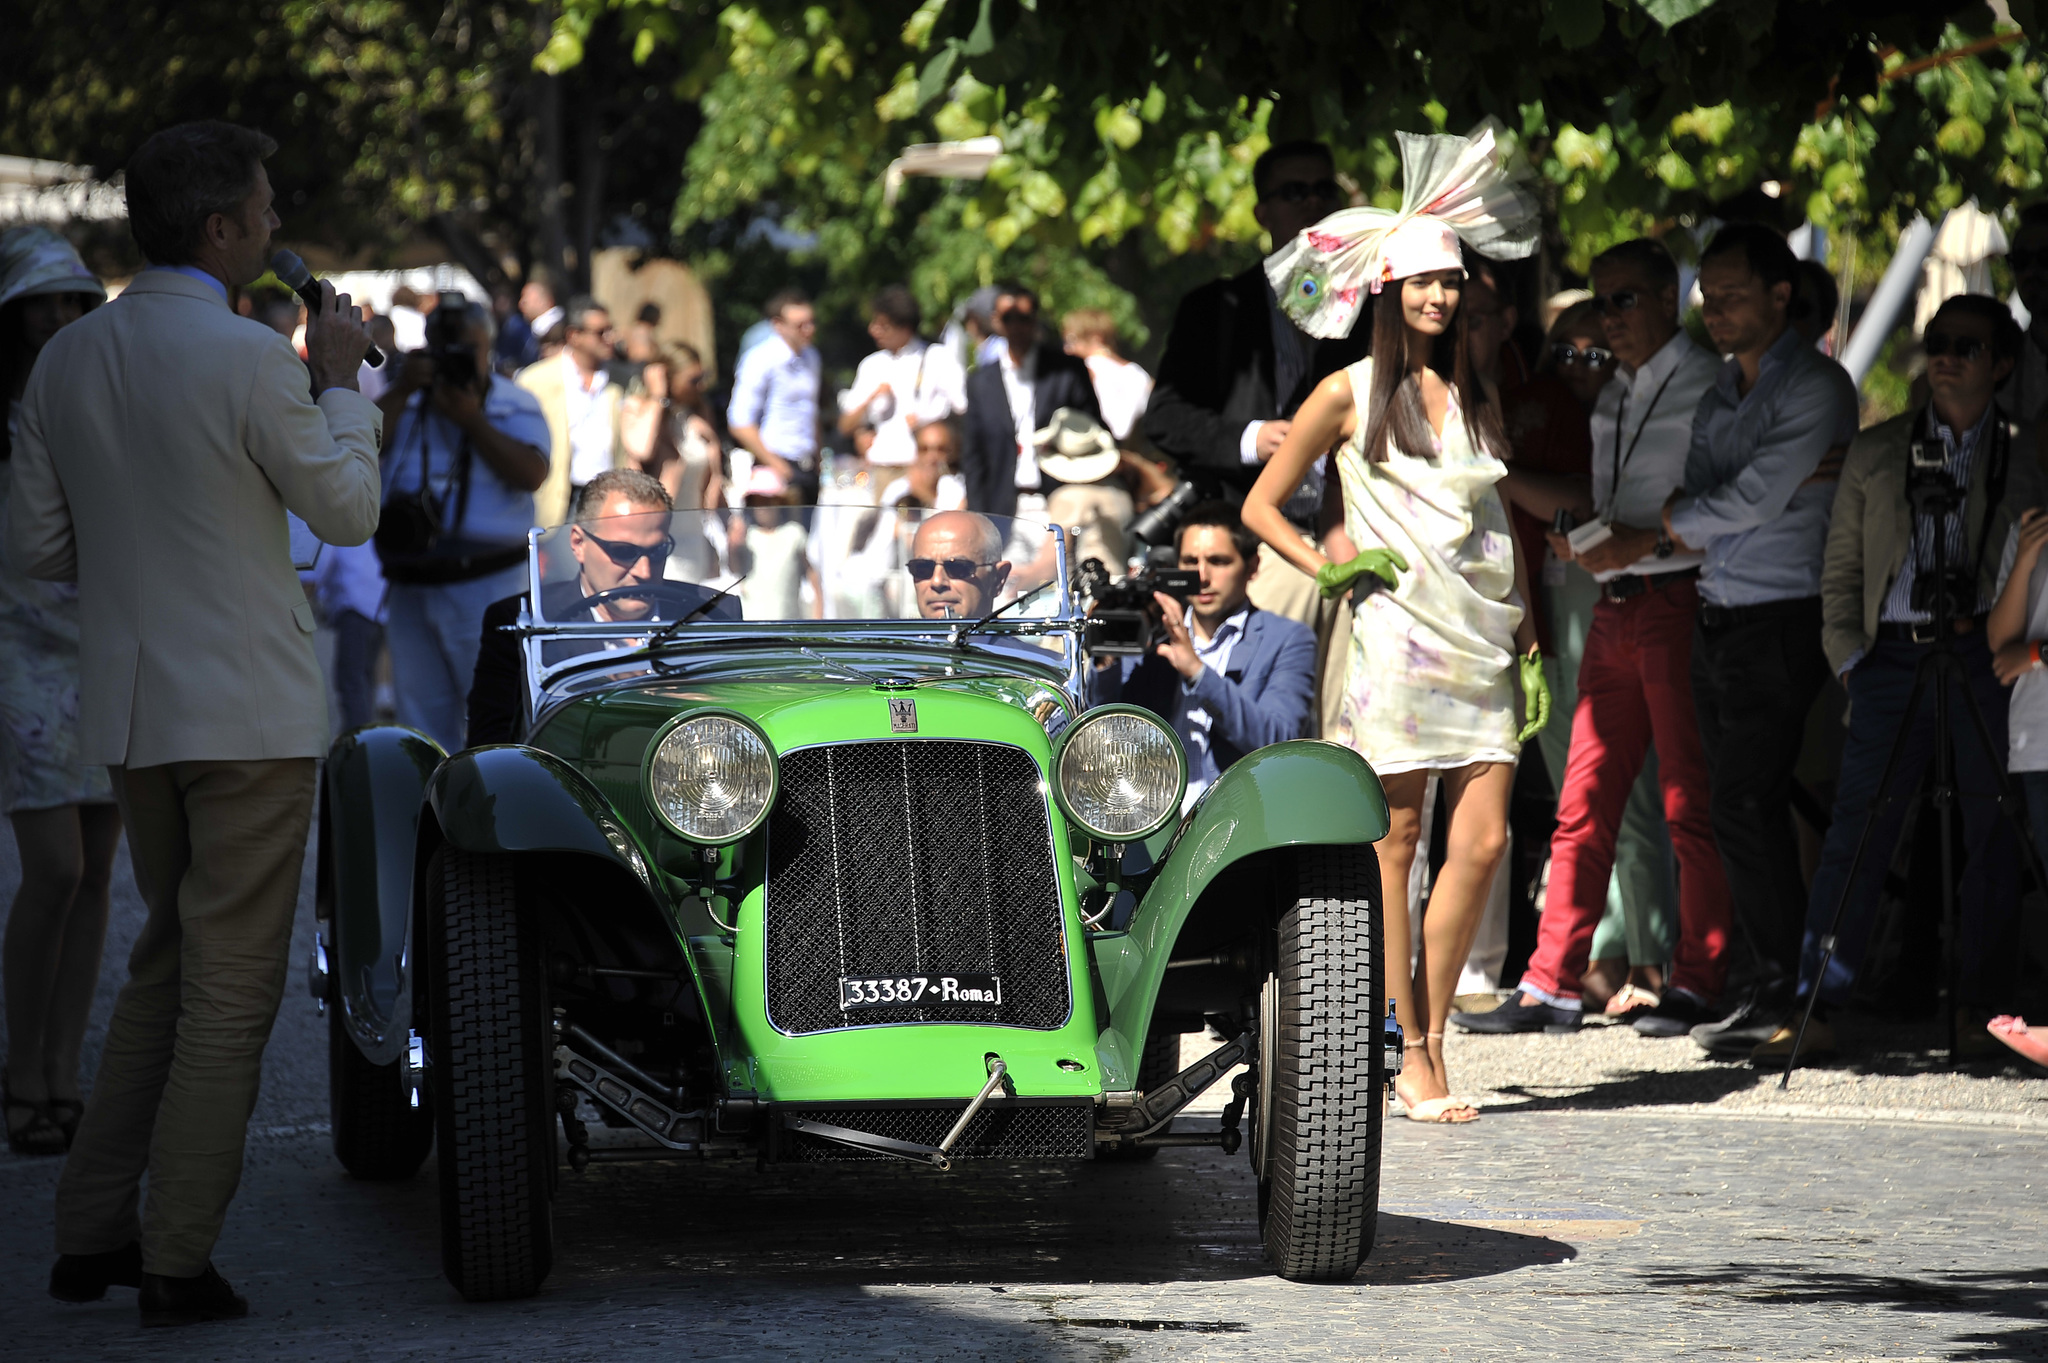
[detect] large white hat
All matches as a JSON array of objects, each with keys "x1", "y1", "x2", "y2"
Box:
[
  {"x1": 1031, "y1": 407, "x2": 1121, "y2": 484},
  {"x1": 0, "y1": 226, "x2": 106, "y2": 312}
]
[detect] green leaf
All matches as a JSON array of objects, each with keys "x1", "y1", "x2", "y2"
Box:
[
  {"x1": 915, "y1": 42, "x2": 958, "y2": 107},
  {"x1": 1546, "y1": 0, "x2": 1606, "y2": 50},
  {"x1": 1636, "y1": 0, "x2": 1717, "y2": 28}
]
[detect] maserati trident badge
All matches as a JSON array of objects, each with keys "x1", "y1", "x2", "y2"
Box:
[{"x1": 888, "y1": 696, "x2": 918, "y2": 733}]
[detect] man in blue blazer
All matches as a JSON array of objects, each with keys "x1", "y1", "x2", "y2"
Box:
[{"x1": 1091, "y1": 503, "x2": 1317, "y2": 808}]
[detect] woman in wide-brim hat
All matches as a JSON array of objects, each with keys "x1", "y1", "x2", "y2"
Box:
[
  {"x1": 0, "y1": 226, "x2": 121, "y2": 1157},
  {"x1": 1242, "y1": 125, "x2": 1549, "y2": 1124}
]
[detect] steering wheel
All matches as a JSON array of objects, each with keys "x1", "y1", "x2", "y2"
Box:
[{"x1": 561, "y1": 582, "x2": 722, "y2": 623}]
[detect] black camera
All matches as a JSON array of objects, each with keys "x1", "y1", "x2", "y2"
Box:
[
  {"x1": 1127, "y1": 478, "x2": 1202, "y2": 548},
  {"x1": 423, "y1": 290, "x2": 482, "y2": 389},
  {"x1": 1904, "y1": 437, "x2": 1974, "y2": 621},
  {"x1": 1077, "y1": 549, "x2": 1202, "y2": 656}
]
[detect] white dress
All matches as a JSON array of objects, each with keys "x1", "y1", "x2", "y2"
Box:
[{"x1": 1333, "y1": 358, "x2": 1522, "y2": 774}]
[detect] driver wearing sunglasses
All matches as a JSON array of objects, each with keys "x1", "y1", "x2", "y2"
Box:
[{"x1": 908, "y1": 511, "x2": 1011, "y2": 619}]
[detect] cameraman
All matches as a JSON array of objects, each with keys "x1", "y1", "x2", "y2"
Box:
[
  {"x1": 1090, "y1": 503, "x2": 1315, "y2": 809},
  {"x1": 1781, "y1": 294, "x2": 2047, "y2": 1060},
  {"x1": 376, "y1": 296, "x2": 549, "y2": 753}
]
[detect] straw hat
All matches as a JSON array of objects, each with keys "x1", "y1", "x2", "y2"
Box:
[
  {"x1": 0, "y1": 226, "x2": 106, "y2": 312},
  {"x1": 1031, "y1": 407, "x2": 1121, "y2": 484}
]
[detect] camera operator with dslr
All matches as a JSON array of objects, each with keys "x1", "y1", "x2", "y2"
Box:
[
  {"x1": 1771, "y1": 295, "x2": 2046, "y2": 1062},
  {"x1": 1089, "y1": 503, "x2": 1316, "y2": 811},
  {"x1": 375, "y1": 293, "x2": 549, "y2": 753}
]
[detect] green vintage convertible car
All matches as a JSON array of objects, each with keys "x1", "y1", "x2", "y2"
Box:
[{"x1": 313, "y1": 503, "x2": 1395, "y2": 1300}]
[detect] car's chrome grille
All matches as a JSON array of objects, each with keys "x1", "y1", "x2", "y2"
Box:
[{"x1": 763, "y1": 739, "x2": 1070, "y2": 1035}]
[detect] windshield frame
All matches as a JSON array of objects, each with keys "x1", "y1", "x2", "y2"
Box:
[{"x1": 509, "y1": 518, "x2": 1085, "y2": 734}]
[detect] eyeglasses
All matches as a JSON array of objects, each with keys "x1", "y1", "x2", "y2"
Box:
[
  {"x1": 1923, "y1": 333, "x2": 1988, "y2": 361},
  {"x1": 1590, "y1": 290, "x2": 1641, "y2": 316},
  {"x1": 1552, "y1": 343, "x2": 1617, "y2": 369},
  {"x1": 583, "y1": 531, "x2": 676, "y2": 569},
  {"x1": 907, "y1": 557, "x2": 995, "y2": 582},
  {"x1": 1263, "y1": 178, "x2": 1342, "y2": 205}
]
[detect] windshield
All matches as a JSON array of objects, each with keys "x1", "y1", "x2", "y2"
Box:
[{"x1": 529, "y1": 506, "x2": 1069, "y2": 628}]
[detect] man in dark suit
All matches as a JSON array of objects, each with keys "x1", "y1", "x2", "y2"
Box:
[
  {"x1": 1141, "y1": 139, "x2": 1372, "y2": 735},
  {"x1": 960, "y1": 283, "x2": 1102, "y2": 518},
  {"x1": 467, "y1": 470, "x2": 735, "y2": 745},
  {"x1": 1090, "y1": 504, "x2": 1315, "y2": 806}
]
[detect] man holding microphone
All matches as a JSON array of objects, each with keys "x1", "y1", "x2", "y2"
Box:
[{"x1": 8, "y1": 121, "x2": 380, "y2": 1325}]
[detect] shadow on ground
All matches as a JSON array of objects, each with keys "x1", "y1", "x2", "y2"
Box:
[{"x1": 1631, "y1": 1263, "x2": 2048, "y2": 1362}]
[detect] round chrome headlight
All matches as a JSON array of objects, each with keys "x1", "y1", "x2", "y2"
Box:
[
  {"x1": 1052, "y1": 706, "x2": 1186, "y2": 841},
  {"x1": 645, "y1": 712, "x2": 778, "y2": 844}
]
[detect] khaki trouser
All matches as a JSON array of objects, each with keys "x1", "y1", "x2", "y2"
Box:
[
  {"x1": 55, "y1": 758, "x2": 316, "y2": 1277},
  {"x1": 1246, "y1": 539, "x2": 1350, "y2": 740}
]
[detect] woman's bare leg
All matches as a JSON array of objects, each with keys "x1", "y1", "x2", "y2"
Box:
[
  {"x1": 3, "y1": 806, "x2": 88, "y2": 1108},
  {"x1": 1416, "y1": 762, "x2": 1515, "y2": 1103},
  {"x1": 1374, "y1": 771, "x2": 1449, "y2": 1109},
  {"x1": 43, "y1": 804, "x2": 121, "y2": 1105}
]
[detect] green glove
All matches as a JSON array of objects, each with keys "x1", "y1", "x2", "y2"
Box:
[
  {"x1": 1516, "y1": 647, "x2": 1550, "y2": 743},
  {"x1": 1316, "y1": 548, "x2": 1409, "y2": 601}
]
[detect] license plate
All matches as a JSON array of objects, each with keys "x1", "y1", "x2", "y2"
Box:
[{"x1": 838, "y1": 973, "x2": 1003, "y2": 1010}]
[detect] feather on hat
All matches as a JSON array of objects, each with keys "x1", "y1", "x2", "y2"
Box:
[{"x1": 1264, "y1": 119, "x2": 1540, "y2": 340}]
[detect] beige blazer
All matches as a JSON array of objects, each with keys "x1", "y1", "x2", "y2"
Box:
[
  {"x1": 7, "y1": 270, "x2": 382, "y2": 767},
  {"x1": 516, "y1": 352, "x2": 625, "y2": 528},
  {"x1": 1820, "y1": 407, "x2": 2048, "y2": 675}
]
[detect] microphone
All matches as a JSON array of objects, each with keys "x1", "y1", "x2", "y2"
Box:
[{"x1": 269, "y1": 250, "x2": 385, "y2": 368}]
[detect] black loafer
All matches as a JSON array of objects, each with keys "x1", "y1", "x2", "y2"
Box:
[
  {"x1": 1451, "y1": 987, "x2": 1582, "y2": 1034},
  {"x1": 49, "y1": 1241, "x2": 143, "y2": 1302},
  {"x1": 1690, "y1": 997, "x2": 1789, "y2": 1057},
  {"x1": 139, "y1": 1264, "x2": 248, "y2": 1327},
  {"x1": 1633, "y1": 990, "x2": 1722, "y2": 1038}
]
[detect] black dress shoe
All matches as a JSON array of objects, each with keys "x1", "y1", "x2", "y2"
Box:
[
  {"x1": 1691, "y1": 997, "x2": 1790, "y2": 1057},
  {"x1": 139, "y1": 1264, "x2": 248, "y2": 1327},
  {"x1": 1451, "y1": 987, "x2": 1582, "y2": 1034},
  {"x1": 49, "y1": 1241, "x2": 143, "y2": 1302},
  {"x1": 1633, "y1": 990, "x2": 1722, "y2": 1037}
]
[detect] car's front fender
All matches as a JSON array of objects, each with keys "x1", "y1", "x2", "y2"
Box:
[
  {"x1": 425, "y1": 743, "x2": 657, "y2": 884},
  {"x1": 323, "y1": 725, "x2": 444, "y2": 1066},
  {"x1": 1091, "y1": 740, "x2": 1389, "y2": 1075}
]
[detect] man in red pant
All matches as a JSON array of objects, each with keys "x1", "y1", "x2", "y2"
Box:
[{"x1": 1454, "y1": 239, "x2": 1730, "y2": 1036}]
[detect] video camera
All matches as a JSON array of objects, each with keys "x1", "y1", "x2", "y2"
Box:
[
  {"x1": 422, "y1": 290, "x2": 484, "y2": 390},
  {"x1": 1906, "y1": 437, "x2": 1976, "y2": 621},
  {"x1": 1077, "y1": 549, "x2": 1201, "y2": 657}
]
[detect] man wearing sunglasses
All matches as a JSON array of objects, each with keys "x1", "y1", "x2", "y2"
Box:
[
  {"x1": 517, "y1": 295, "x2": 627, "y2": 529},
  {"x1": 1461, "y1": 238, "x2": 1731, "y2": 1039},
  {"x1": 1142, "y1": 139, "x2": 1373, "y2": 730},
  {"x1": 1750, "y1": 295, "x2": 2048, "y2": 1061},
  {"x1": 908, "y1": 511, "x2": 1011, "y2": 619},
  {"x1": 959, "y1": 283, "x2": 1102, "y2": 521}
]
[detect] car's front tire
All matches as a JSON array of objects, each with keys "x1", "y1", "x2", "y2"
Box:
[
  {"x1": 328, "y1": 979, "x2": 433, "y2": 1180},
  {"x1": 1254, "y1": 844, "x2": 1385, "y2": 1282},
  {"x1": 425, "y1": 848, "x2": 554, "y2": 1301}
]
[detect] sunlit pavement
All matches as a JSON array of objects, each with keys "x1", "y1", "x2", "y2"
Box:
[{"x1": 2, "y1": 833, "x2": 2044, "y2": 1360}]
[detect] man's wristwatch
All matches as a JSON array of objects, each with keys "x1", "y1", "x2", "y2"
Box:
[{"x1": 1654, "y1": 529, "x2": 1675, "y2": 559}]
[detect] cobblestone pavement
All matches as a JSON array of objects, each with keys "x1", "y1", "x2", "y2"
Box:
[{"x1": 2, "y1": 836, "x2": 2045, "y2": 1360}]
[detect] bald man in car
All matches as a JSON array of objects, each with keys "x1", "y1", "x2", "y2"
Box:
[{"x1": 909, "y1": 510, "x2": 1013, "y2": 620}]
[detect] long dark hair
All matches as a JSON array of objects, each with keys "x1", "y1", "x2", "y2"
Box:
[{"x1": 1357, "y1": 279, "x2": 1508, "y2": 463}]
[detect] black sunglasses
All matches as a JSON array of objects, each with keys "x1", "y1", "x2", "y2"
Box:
[
  {"x1": 1923, "y1": 333, "x2": 1987, "y2": 361},
  {"x1": 1591, "y1": 290, "x2": 1641, "y2": 315},
  {"x1": 1263, "y1": 178, "x2": 1342, "y2": 205},
  {"x1": 998, "y1": 307, "x2": 1037, "y2": 325},
  {"x1": 1553, "y1": 343, "x2": 1617, "y2": 369},
  {"x1": 584, "y1": 530, "x2": 675, "y2": 569},
  {"x1": 907, "y1": 557, "x2": 995, "y2": 582}
]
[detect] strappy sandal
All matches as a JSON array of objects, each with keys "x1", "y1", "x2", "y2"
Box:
[
  {"x1": 1395, "y1": 1034, "x2": 1480, "y2": 1123},
  {"x1": 47, "y1": 1098, "x2": 84, "y2": 1146},
  {"x1": 3, "y1": 1076, "x2": 68, "y2": 1158},
  {"x1": 1604, "y1": 983, "x2": 1661, "y2": 1018}
]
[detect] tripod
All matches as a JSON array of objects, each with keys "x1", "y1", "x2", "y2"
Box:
[{"x1": 1782, "y1": 432, "x2": 2048, "y2": 1085}]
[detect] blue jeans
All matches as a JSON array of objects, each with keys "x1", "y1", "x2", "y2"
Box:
[
  {"x1": 1798, "y1": 635, "x2": 2021, "y2": 1009},
  {"x1": 385, "y1": 564, "x2": 527, "y2": 754}
]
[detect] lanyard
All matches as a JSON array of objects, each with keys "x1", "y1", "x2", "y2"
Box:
[{"x1": 1605, "y1": 363, "x2": 1681, "y2": 518}]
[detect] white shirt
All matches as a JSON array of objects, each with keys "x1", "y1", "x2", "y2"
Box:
[
  {"x1": 1000, "y1": 346, "x2": 1041, "y2": 490},
  {"x1": 1084, "y1": 353, "x2": 1153, "y2": 442},
  {"x1": 388, "y1": 304, "x2": 426, "y2": 353},
  {"x1": 559, "y1": 353, "x2": 616, "y2": 485},
  {"x1": 840, "y1": 339, "x2": 968, "y2": 466},
  {"x1": 1997, "y1": 525, "x2": 2048, "y2": 772},
  {"x1": 880, "y1": 473, "x2": 966, "y2": 511},
  {"x1": 528, "y1": 304, "x2": 564, "y2": 340},
  {"x1": 1587, "y1": 330, "x2": 1719, "y2": 581}
]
